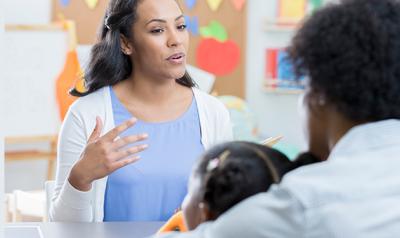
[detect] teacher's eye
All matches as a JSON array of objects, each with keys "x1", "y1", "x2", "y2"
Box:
[
  {"x1": 150, "y1": 28, "x2": 164, "y2": 34},
  {"x1": 177, "y1": 24, "x2": 187, "y2": 31}
]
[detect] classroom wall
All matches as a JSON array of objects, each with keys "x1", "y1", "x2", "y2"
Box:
[
  {"x1": 1, "y1": 0, "x2": 6, "y2": 229},
  {"x1": 245, "y1": 0, "x2": 306, "y2": 149},
  {"x1": 4, "y1": 0, "x2": 51, "y2": 24},
  {"x1": 4, "y1": 0, "x2": 59, "y2": 193}
]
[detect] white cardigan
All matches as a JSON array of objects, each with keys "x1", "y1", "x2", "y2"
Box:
[{"x1": 49, "y1": 86, "x2": 233, "y2": 222}]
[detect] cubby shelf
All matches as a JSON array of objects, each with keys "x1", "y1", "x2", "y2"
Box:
[{"x1": 264, "y1": 78, "x2": 304, "y2": 95}]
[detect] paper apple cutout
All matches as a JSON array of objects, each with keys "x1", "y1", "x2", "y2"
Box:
[{"x1": 196, "y1": 38, "x2": 240, "y2": 76}]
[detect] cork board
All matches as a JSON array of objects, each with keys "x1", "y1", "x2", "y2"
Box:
[
  {"x1": 52, "y1": 0, "x2": 108, "y2": 44},
  {"x1": 178, "y1": 0, "x2": 247, "y2": 97},
  {"x1": 52, "y1": 0, "x2": 247, "y2": 97}
]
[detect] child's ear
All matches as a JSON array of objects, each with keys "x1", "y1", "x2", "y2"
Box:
[
  {"x1": 120, "y1": 34, "x2": 134, "y2": 55},
  {"x1": 199, "y1": 202, "x2": 217, "y2": 222}
]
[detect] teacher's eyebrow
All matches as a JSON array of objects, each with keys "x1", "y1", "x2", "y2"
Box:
[{"x1": 146, "y1": 15, "x2": 185, "y2": 25}]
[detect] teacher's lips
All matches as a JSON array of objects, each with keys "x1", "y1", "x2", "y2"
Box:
[{"x1": 166, "y1": 53, "x2": 185, "y2": 64}]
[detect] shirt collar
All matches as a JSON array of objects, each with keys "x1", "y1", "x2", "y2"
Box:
[{"x1": 328, "y1": 119, "x2": 400, "y2": 161}]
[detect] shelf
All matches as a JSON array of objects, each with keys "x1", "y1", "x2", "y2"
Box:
[
  {"x1": 264, "y1": 78, "x2": 304, "y2": 95},
  {"x1": 263, "y1": 18, "x2": 302, "y2": 32},
  {"x1": 5, "y1": 135, "x2": 58, "y2": 180},
  {"x1": 5, "y1": 23, "x2": 65, "y2": 32},
  {"x1": 264, "y1": 86, "x2": 303, "y2": 95}
]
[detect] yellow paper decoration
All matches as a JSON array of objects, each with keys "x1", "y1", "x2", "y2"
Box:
[
  {"x1": 207, "y1": 0, "x2": 223, "y2": 11},
  {"x1": 84, "y1": 0, "x2": 99, "y2": 10}
]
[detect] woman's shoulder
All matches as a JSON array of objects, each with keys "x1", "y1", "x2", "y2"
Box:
[
  {"x1": 192, "y1": 87, "x2": 227, "y2": 112},
  {"x1": 70, "y1": 87, "x2": 109, "y2": 112}
]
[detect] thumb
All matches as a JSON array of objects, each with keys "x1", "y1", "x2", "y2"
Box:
[{"x1": 88, "y1": 116, "x2": 103, "y2": 143}]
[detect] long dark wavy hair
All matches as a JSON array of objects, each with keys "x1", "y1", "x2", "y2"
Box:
[{"x1": 70, "y1": 0, "x2": 195, "y2": 97}]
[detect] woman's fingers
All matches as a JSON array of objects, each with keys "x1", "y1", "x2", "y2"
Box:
[
  {"x1": 111, "y1": 133, "x2": 149, "y2": 150},
  {"x1": 107, "y1": 155, "x2": 141, "y2": 173},
  {"x1": 87, "y1": 116, "x2": 103, "y2": 143},
  {"x1": 111, "y1": 144, "x2": 149, "y2": 161},
  {"x1": 103, "y1": 117, "x2": 137, "y2": 142}
]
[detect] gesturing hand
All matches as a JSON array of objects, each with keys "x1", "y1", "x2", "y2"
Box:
[{"x1": 68, "y1": 116, "x2": 148, "y2": 191}]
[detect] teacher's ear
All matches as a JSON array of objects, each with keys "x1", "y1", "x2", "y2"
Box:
[{"x1": 120, "y1": 34, "x2": 134, "y2": 55}]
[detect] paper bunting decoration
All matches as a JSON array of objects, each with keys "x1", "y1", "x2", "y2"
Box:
[
  {"x1": 185, "y1": 0, "x2": 197, "y2": 10},
  {"x1": 85, "y1": 0, "x2": 99, "y2": 10},
  {"x1": 206, "y1": 0, "x2": 223, "y2": 11},
  {"x1": 196, "y1": 38, "x2": 240, "y2": 76},
  {"x1": 231, "y1": 0, "x2": 246, "y2": 11},
  {"x1": 184, "y1": 16, "x2": 199, "y2": 36},
  {"x1": 199, "y1": 20, "x2": 227, "y2": 42},
  {"x1": 60, "y1": 0, "x2": 70, "y2": 7}
]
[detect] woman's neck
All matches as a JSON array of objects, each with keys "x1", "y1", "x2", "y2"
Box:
[
  {"x1": 112, "y1": 71, "x2": 193, "y2": 123},
  {"x1": 115, "y1": 73, "x2": 184, "y2": 106},
  {"x1": 327, "y1": 111, "x2": 360, "y2": 153}
]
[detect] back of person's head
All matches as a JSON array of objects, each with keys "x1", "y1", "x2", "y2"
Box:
[
  {"x1": 197, "y1": 142, "x2": 292, "y2": 217},
  {"x1": 289, "y1": 0, "x2": 400, "y2": 123},
  {"x1": 182, "y1": 141, "x2": 318, "y2": 230}
]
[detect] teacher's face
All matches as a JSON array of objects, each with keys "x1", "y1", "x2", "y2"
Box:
[{"x1": 128, "y1": 0, "x2": 189, "y2": 81}]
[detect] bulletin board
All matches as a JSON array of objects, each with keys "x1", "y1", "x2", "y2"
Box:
[
  {"x1": 178, "y1": 0, "x2": 247, "y2": 98},
  {"x1": 52, "y1": 0, "x2": 108, "y2": 44},
  {"x1": 52, "y1": 0, "x2": 247, "y2": 97}
]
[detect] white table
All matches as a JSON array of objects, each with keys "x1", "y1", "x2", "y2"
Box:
[{"x1": 5, "y1": 222, "x2": 164, "y2": 238}]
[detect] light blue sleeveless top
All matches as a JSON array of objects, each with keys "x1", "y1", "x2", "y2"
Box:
[{"x1": 104, "y1": 87, "x2": 204, "y2": 221}]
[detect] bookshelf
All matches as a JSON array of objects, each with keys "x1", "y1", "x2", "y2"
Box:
[{"x1": 264, "y1": 78, "x2": 304, "y2": 95}]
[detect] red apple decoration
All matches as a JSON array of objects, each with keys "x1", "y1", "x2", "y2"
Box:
[{"x1": 196, "y1": 38, "x2": 240, "y2": 76}]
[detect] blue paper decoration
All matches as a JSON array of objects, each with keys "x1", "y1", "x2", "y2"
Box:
[
  {"x1": 60, "y1": 0, "x2": 70, "y2": 7},
  {"x1": 184, "y1": 16, "x2": 199, "y2": 36},
  {"x1": 185, "y1": 0, "x2": 197, "y2": 10}
]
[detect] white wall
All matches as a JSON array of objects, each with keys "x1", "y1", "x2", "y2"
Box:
[
  {"x1": 1, "y1": 0, "x2": 6, "y2": 232},
  {"x1": 246, "y1": 0, "x2": 306, "y2": 149},
  {"x1": 3, "y1": 0, "x2": 61, "y2": 193},
  {"x1": 4, "y1": 0, "x2": 51, "y2": 24}
]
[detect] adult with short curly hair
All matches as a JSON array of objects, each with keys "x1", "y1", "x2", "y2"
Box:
[{"x1": 158, "y1": 0, "x2": 400, "y2": 237}]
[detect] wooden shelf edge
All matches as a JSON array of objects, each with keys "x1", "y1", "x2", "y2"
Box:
[
  {"x1": 5, "y1": 150, "x2": 56, "y2": 160},
  {"x1": 5, "y1": 23, "x2": 65, "y2": 32},
  {"x1": 264, "y1": 87, "x2": 303, "y2": 95},
  {"x1": 5, "y1": 135, "x2": 58, "y2": 145},
  {"x1": 263, "y1": 18, "x2": 302, "y2": 32}
]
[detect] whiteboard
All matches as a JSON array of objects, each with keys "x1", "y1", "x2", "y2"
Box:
[
  {"x1": 4, "y1": 0, "x2": 51, "y2": 25},
  {"x1": 3, "y1": 29, "x2": 67, "y2": 136}
]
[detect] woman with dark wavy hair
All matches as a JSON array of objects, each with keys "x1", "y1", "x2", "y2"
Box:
[{"x1": 50, "y1": 0, "x2": 232, "y2": 222}]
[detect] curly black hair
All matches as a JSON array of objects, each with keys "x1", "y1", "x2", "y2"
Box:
[
  {"x1": 193, "y1": 142, "x2": 318, "y2": 218},
  {"x1": 288, "y1": 0, "x2": 400, "y2": 122}
]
